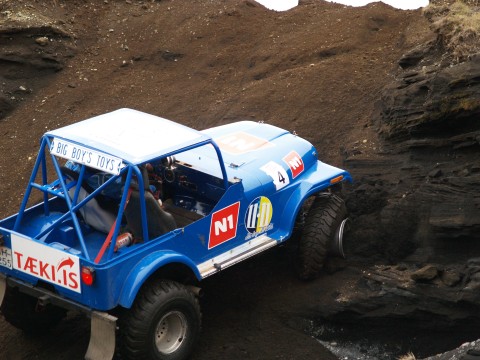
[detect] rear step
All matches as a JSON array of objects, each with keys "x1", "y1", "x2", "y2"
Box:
[{"x1": 197, "y1": 235, "x2": 277, "y2": 278}]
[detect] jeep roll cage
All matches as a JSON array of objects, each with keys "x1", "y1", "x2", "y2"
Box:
[{"x1": 13, "y1": 133, "x2": 230, "y2": 263}]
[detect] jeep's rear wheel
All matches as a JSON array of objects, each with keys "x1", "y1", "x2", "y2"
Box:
[
  {"x1": 120, "y1": 279, "x2": 201, "y2": 360},
  {"x1": 296, "y1": 193, "x2": 347, "y2": 280},
  {"x1": 1, "y1": 286, "x2": 66, "y2": 334}
]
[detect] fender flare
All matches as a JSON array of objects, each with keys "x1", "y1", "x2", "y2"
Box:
[
  {"x1": 118, "y1": 251, "x2": 201, "y2": 308},
  {"x1": 278, "y1": 183, "x2": 323, "y2": 241}
]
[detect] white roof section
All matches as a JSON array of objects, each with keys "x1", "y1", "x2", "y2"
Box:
[{"x1": 46, "y1": 108, "x2": 211, "y2": 164}]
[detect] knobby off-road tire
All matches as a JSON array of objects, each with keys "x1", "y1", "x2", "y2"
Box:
[
  {"x1": 120, "y1": 279, "x2": 201, "y2": 360},
  {"x1": 1, "y1": 286, "x2": 66, "y2": 334},
  {"x1": 296, "y1": 193, "x2": 347, "y2": 280}
]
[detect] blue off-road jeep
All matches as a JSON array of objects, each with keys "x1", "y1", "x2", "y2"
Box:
[{"x1": 0, "y1": 109, "x2": 351, "y2": 360}]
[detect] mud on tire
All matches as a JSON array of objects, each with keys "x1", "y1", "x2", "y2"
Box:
[
  {"x1": 119, "y1": 279, "x2": 201, "y2": 360},
  {"x1": 295, "y1": 193, "x2": 347, "y2": 280}
]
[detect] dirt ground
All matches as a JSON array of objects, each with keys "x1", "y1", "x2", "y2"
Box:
[{"x1": 0, "y1": 0, "x2": 434, "y2": 358}]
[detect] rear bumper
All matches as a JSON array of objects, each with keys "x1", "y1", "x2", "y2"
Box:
[{"x1": 0, "y1": 273, "x2": 91, "y2": 313}]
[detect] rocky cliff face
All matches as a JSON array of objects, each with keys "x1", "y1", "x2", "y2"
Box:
[
  {"x1": 345, "y1": 0, "x2": 480, "y2": 263},
  {"x1": 332, "y1": 0, "x2": 480, "y2": 341}
]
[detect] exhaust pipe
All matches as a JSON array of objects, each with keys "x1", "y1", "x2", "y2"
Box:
[
  {"x1": 186, "y1": 285, "x2": 204, "y2": 298},
  {"x1": 330, "y1": 218, "x2": 350, "y2": 258}
]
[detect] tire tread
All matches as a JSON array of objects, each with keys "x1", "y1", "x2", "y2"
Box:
[
  {"x1": 296, "y1": 193, "x2": 347, "y2": 280},
  {"x1": 120, "y1": 279, "x2": 201, "y2": 360}
]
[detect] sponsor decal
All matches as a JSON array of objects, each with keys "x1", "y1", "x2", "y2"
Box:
[
  {"x1": 245, "y1": 196, "x2": 273, "y2": 240},
  {"x1": 282, "y1": 150, "x2": 304, "y2": 179},
  {"x1": 260, "y1": 161, "x2": 289, "y2": 191},
  {"x1": 50, "y1": 137, "x2": 124, "y2": 175},
  {"x1": 11, "y1": 233, "x2": 81, "y2": 293},
  {"x1": 208, "y1": 202, "x2": 240, "y2": 249},
  {"x1": 216, "y1": 132, "x2": 273, "y2": 154}
]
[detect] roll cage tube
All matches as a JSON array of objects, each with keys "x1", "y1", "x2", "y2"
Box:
[
  {"x1": 210, "y1": 139, "x2": 229, "y2": 190},
  {"x1": 146, "y1": 138, "x2": 230, "y2": 190},
  {"x1": 14, "y1": 137, "x2": 92, "y2": 257},
  {"x1": 14, "y1": 137, "x2": 48, "y2": 231},
  {"x1": 95, "y1": 165, "x2": 137, "y2": 263}
]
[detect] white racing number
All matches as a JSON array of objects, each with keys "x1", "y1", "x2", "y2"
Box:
[{"x1": 260, "y1": 161, "x2": 289, "y2": 191}]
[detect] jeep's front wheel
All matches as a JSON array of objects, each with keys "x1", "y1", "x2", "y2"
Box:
[
  {"x1": 120, "y1": 279, "x2": 201, "y2": 360},
  {"x1": 296, "y1": 193, "x2": 347, "y2": 280}
]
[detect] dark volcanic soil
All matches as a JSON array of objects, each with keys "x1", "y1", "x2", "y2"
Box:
[{"x1": 0, "y1": 0, "x2": 434, "y2": 359}]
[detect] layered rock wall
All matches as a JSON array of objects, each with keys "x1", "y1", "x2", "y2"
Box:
[{"x1": 346, "y1": 2, "x2": 480, "y2": 264}]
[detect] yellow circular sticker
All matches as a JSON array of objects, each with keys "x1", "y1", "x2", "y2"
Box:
[{"x1": 245, "y1": 196, "x2": 273, "y2": 234}]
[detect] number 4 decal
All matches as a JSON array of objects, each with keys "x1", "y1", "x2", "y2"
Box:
[{"x1": 260, "y1": 161, "x2": 290, "y2": 191}]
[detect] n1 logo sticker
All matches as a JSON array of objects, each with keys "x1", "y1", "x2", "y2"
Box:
[
  {"x1": 283, "y1": 151, "x2": 304, "y2": 179},
  {"x1": 208, "y1": 202, "x2": 240, "y2": 249},
  {"x1": 260, "y1": 161, "x2": 289, "y2": 191}
]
